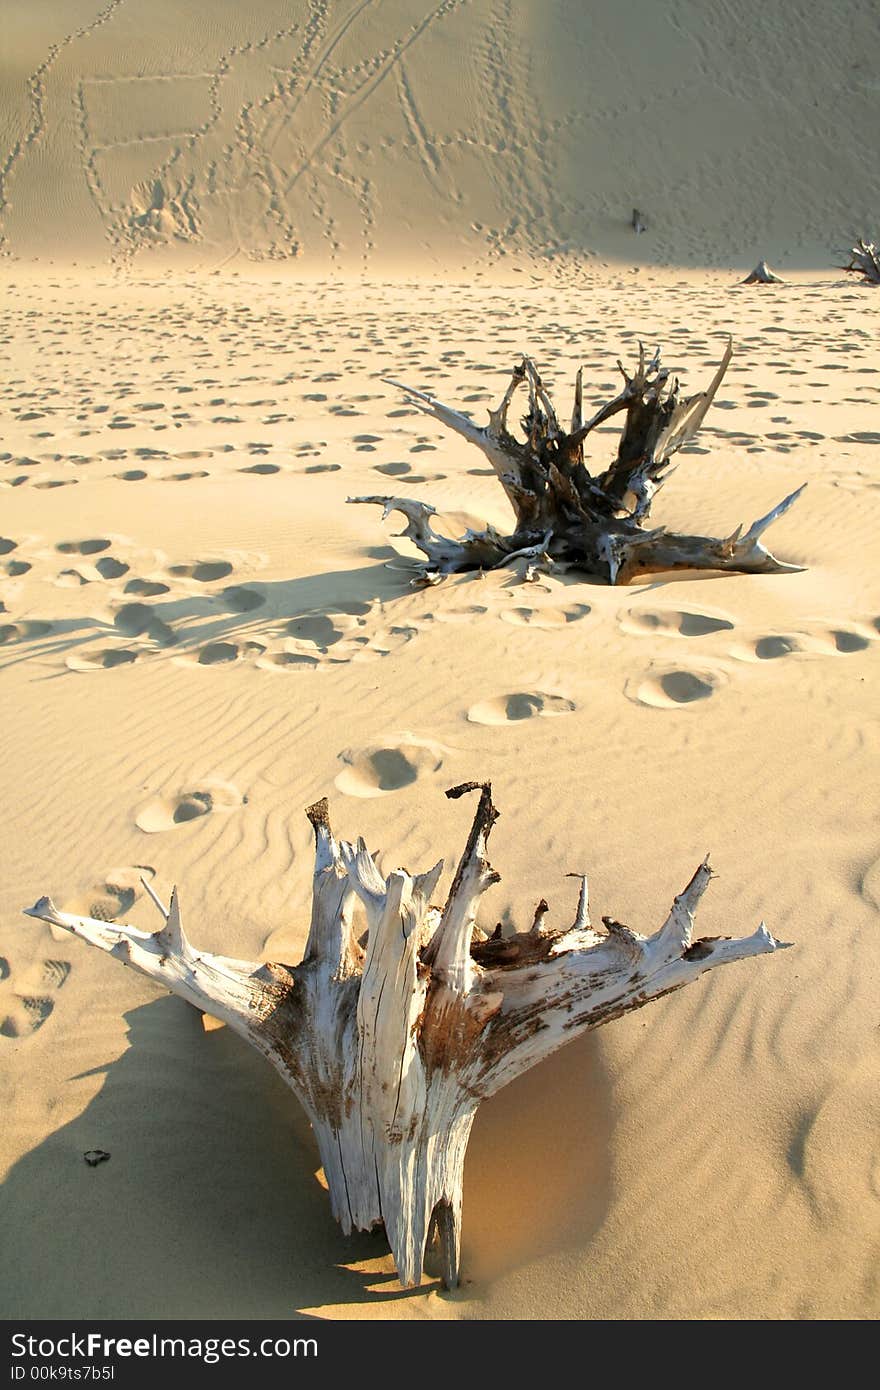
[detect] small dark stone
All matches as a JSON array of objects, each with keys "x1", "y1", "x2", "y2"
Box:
[{"x1": 83, "y1": 1149, "x2": 111, "y2": 1167}]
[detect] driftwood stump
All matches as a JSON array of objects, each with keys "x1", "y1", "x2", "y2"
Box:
[
  {"x1": 351, "y1": 341, "x2": 806, "y2": 585},
  {"x1": 842, "y1": 238, "x2": 880, "y2": 285},
  {"x1": 25, "y1": 785, "x2": 785, "y2": 1289},
  {"x1": 741, "y1": 260, "x2": 783, "y2": 285}
]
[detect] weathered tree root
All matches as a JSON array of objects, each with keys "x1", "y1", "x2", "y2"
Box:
[
  {"x1": 741, "y1": 260, "x2": 783, "y2": 285},
  {"x1": 842, "y1": 238, "x2": 880, "y2": 285},
  {"x1": 25, "y1": 785, "x2": 786, "y2": 1289},
  {"x1": 350, "y1": 341, "x2": 806, "y2": 585}
]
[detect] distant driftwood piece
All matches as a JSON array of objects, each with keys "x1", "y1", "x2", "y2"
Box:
[
  {"x1": 741, "y1": 260, "x2": 783, "y2": 285},
  {"x1": 632, "y1": 207, "x2": 646, "y2": 234},
  {"x1": 842, "y1": 238, "x2": 880, "y2": 284},
  {"x1": 351, "y1": 342, "x2": 806, "y2": 584},
  {"x1": 25, "y1": 785, "x2": 784, "y2": 1289}
]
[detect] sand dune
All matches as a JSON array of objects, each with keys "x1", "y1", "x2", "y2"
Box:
[
  {"x1": 1, "y1": 0, "x2": 879, "y2": 1326},
  {"x1": 1, "y1": 0, "x2": 878, "y2": 271}
]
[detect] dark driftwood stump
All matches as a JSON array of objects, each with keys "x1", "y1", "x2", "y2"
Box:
[{"x1": 352, "y1": 340, "x2": 805, "y2": 585}]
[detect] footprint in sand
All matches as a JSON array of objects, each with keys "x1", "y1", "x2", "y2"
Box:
[
  {"x1": 468, "y1": 692, "x2": 577, "y2": 724},
  {"x1": 285, "y1": 614, "x2": 346, "y2": 649},
  {"x1": 0, "y1": 620, "x2": 53, "y2": 644},
  {"x1": 619, "y1": 607, "x2": 735, "y2": 638},
  {"x1": 219, "y1": 586, "x2": 265, "y2": 613},
  {"x1": 95, "y1": 556, "x2": 129, "y2": 579},
  {"x1": 113, "y1": 602, "x2": 176, "y2": 647},
  {"x1": 55, "y1": 568, "x2": 92, "y2": 588},
  {"x1": 124, "y1": 578, "x2": 170, "y2": 597},
  {"x1": 60, "y1": 865, "x2": 156, "y2": 923},
  {"x1": 729, "y1": 634, "x2": 810, "y2": 662},
  {"x1": 625, "y1": 664, "x2": 727, "y2": 709},
  {"x1": 500, "y1": 604, "x2": 591, "y2": 630},
  {"x1": 0, "y1": 538, "x2": 18, "y2": 556},
  {"x1": 66, "y1": 647, "x2": 140, "y2": 672},
  {"x1": 135, "y1": 780, "x2": 245, "y2": 833},
  {"x1": 860, "y1": 856, "x2": 880, "y2": 912},
  {"x1": 168, "y1": 560, "x2": 234, "y2": 583},
  {"x1": 730, "y1": 625, "x2": 876, "y2": 662},
  {"x1": 197, "y1": 642, "x2": 242, "y2": 665},
  {"x1": 56, "y1": 538, "x2": 111, "y2": 556},
  {"x1": 373, "y1": 462, "x2": 411, "y2": 477},
  {"x1": 335, "y1": 736, "x2": 446, "y2": 797},
  {"x1": 0, "y1": 955, "x2": 71, "y2": 1039},
  {"x1": 257, "y1": 650, "x2": 319, "y2": 670},
  {"x1": 332, "y1": 600, "x2": 372, "y2": 618},
  {"x1": 433, "y1": 604, "x2": 489, "y2": 625},
  {"x1": 820, "y1": 627, "x2": 873, "y2": 654},
  {"x1": 239, "y1": 463, "x2": 281, "y2": 475},
  {"x1": 783, "y1": 1055, "x2": 880, "y2": 1224}
]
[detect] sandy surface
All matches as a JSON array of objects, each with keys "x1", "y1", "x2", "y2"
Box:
[{"x1": 2, "y1": 1, "x2": 880, "y2": 1324}]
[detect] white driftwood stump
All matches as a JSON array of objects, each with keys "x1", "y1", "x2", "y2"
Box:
[
  {"x1": 352, "y1": 341, "x2": 806, "y2": 584},
  {"x1": 25, "y1": 784, "x2": 784, "y2": 1288},
  {"x1": 741, "y1": 260, "x2": 783, "y2": 285},
  {"x1": 842, "y1": 237, "x2": 880, "y2": 285}
]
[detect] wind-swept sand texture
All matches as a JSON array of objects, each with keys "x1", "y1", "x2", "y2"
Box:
[
  {"x1": 1, "y1": 0, "x2": 879, "y2": 1326},
  {"x1": 1, "y1": 0, "x2": 878, "y2": 273}
]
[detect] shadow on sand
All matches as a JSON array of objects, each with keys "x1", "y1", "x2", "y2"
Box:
[{"x1": 1, "y1": 993, "x2": 613, "y2": 1318}]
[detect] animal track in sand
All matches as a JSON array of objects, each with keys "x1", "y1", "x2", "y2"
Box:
[
  {"x1": 619, "y1": 607, "x2": 734, "y2": 638},
  {"x1": 500, "y1": 603, "x2": 591, "y2": 629},
  {"x1": 60, "y1": 865, "x2": 156, "y2": 923},
  {"x1": 0, "y1": 955, "x2": 71, "y2": 1039},
  {"x1": 468, "y1": 692, "x2": 576, "y2": 725},
  {"x1": 135, "y1": 780, "x2": 244, "y2": 833},
  {"x1": 625, "y1": 664, "x2": 727, "y2": 709},
  {"x1": 335, "y1": 736, "x2": 447, "y2": 798}
]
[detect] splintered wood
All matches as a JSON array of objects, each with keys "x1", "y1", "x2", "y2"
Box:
[
  {"x1": 352, "y1": 341, "x2": 806, "y2": 585},
  {"x1": 25, "y1": 784, "x2": 784, "y2": 1288}
]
